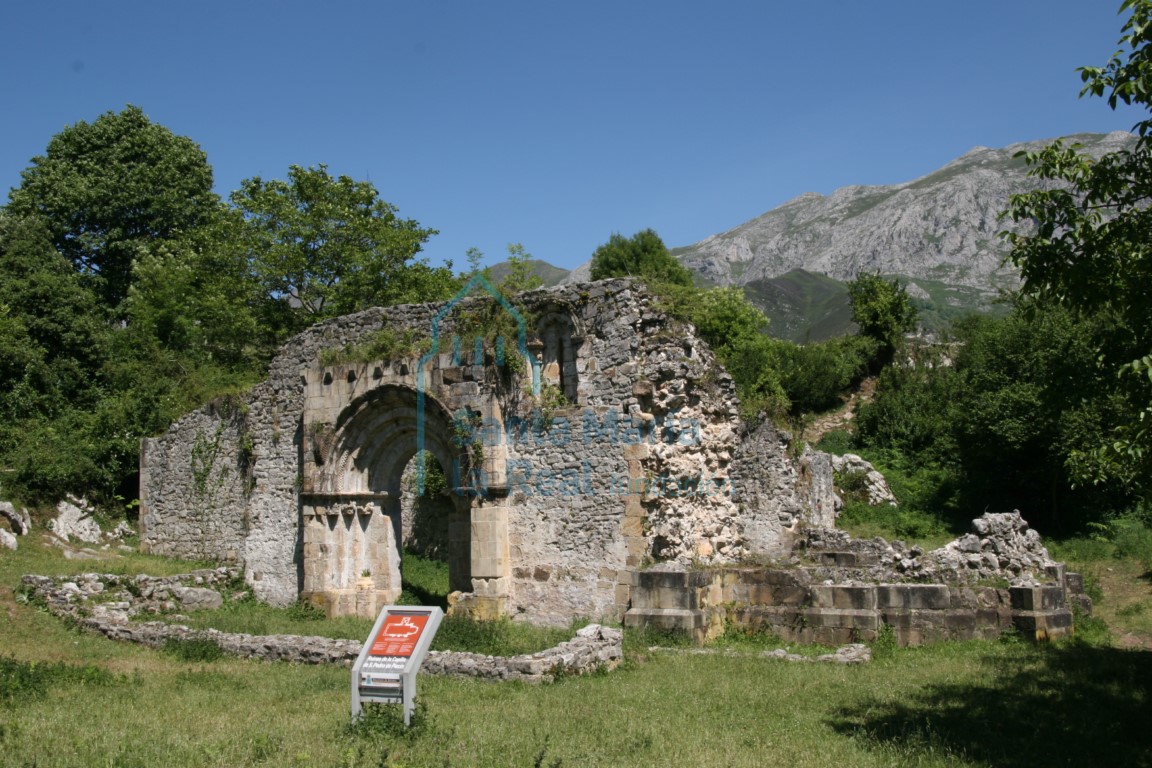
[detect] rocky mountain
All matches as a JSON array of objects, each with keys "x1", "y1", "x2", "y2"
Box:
[
  {"x1": 669, "y1": 132, "x2": 1135, "y2": 296},
  {"x1": 553, "y1": 132, "x2": 1135, "y2": 339}
]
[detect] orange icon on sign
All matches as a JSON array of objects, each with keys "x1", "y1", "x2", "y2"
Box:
[
  {"x1": 369, "y1": 613, "x2": 429, "y2": 657},
  {"x1": 383, "y1": 617, "x2": 421, "y2": 639}
]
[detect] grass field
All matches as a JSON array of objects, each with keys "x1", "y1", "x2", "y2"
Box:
[{"x1": 2, "y1": 535, "x2": 1150, "y2": 767}]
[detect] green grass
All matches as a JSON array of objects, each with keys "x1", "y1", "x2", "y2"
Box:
[
  {"x1": 2, "y1": 628, "x2": 1150, "y2": 767},
  {"x1": 3, "y1": 534, "x2": 1152, "y2": 766},
  {"x1": 398, "y1": 549, "x2": 451, "y2": 608}
]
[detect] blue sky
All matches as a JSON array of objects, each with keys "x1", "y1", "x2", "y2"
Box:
[{"x1": 0, "y1": 1, "x2": 1144, "y2": 272}]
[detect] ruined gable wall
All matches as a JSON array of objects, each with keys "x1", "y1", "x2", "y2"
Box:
[{"x1": 141, "y1": 303, "x2": 439, "y2": 606}]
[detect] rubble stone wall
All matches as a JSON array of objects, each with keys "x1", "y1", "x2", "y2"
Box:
[
  {"x1": 139, "y1": 280, "x2": 820, "y2": 625},
  {"x1": 19, "y1": 572, "x2": 622, "y2": 682}
]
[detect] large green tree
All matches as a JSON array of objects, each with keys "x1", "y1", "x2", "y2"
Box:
[
  {"x1": 0, "y1": 213, "x2": 114, "y2": 500},
  {"x1": 1004, "y1": 0, "x2": 1152, "y2": 495},
  {"x1": 846, "y1": 272, "x2": 917, "y2": 368},
  {"x1": 232, "y1": 164, "x2": 448, "y2": 334},
  {"x1": 590, "y1": 228, "x2": 694, "y2": 287},
  {"x1": 4, "y1": 105, "x2": 220, "y2": 311}
]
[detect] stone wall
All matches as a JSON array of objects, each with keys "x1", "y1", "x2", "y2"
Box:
[
  {"x1": 19, "y1": 572, "x2": 622, "y2": 682},
  {"x1": 139, "y1": 279, "x2": 820, "y2": 625},
  {"x1": 624, "y1": 512, "x2": 1090, "y2": 645}
]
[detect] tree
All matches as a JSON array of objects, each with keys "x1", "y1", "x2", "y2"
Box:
[
  {"x1": 232, "y1": 164, "x2": 445, "y2": 333},
  {"x1": 590, "y1": 228, "x2": 694, "y2": 287},
  {"x1": 4, "y1": 105, "x2": 220, "y2": 311},
  {"x1": 855, "y1": 303, "x2": 1136, "y2": 533},
  {"x1": 497, "y1": 243, "x2": 544, "y2": 294},
  {"x1": 1004, "y1": 0, "x2": 1152, "y2": 494},
  {"x1": 0, "y1": 213, "x2": 115, "y2": 501},
  {"x1": 847, "y1": 272, "x2": 917, "y2": 367}
]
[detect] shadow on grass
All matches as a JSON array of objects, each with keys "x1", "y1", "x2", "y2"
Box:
[
  {"x1": 829, "y1": 645, "x2": 1152, "y2": 767},
  {"x1": 400, "y1": 581, "x2": 448, "y2": 610}
]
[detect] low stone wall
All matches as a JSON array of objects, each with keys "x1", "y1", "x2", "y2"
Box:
[
  {"x1": 624, "y1": 566, "x2": 1085, "y2": 646},
  {"x1": 19, "y1": 572, "x2": 622, "y2": 683},
  {"x1": 624, "y1": 512, "x2": 1090, "y2": 646}
]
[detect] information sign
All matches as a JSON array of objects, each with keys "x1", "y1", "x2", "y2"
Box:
[{"x1": 351, "y1": 606, "x2": 443, "y2": 726}]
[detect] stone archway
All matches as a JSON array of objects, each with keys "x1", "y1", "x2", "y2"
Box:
[{"x1": 300, "y1": 385, "x2": 473, "y2": 617}]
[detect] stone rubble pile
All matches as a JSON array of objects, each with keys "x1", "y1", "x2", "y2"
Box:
[
  {"x1": 914, "y1": 511, "x2": 1056, "y2": 586},
  {"x1": 19, "y1": 571, "x2": 622, "y2": 682},
  {"x1": 800, "y1": 511, "x2": 1058, "y2": 587}
]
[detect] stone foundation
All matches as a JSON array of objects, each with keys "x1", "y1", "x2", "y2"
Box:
[{"x1": 624, "y1": 563, "x2": 1086, "y2": 645}]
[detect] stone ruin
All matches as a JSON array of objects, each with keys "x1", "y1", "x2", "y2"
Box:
[
  {"x1": 138, "y1": 278, "x2": 1086, "y2": 644},
  {"x1": 628, "y1": 511, "x2": 1089, "y2": 646}
]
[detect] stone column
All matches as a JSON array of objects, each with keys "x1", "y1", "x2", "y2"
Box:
[{"x1": 464, "y1": 502, "x2": 511, "y2": 620}]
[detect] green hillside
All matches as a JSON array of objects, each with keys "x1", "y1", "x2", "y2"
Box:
[
  {"x1": 743, "y1": 269, "x2": 854, "y2": 342},
  {"x1": 486, "y1": 259, "x2": 570, "y2": 288},
  {"x1": 743, "y1": 269, "x2": 1006, "y2": 343}
]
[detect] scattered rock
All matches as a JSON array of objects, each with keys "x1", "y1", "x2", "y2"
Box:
[
  {"x1": 106, "y1": 521, "x2": 135, "y2": 541},
  {"x1": 62, "y1": 548, "x2": 105, "y2": 560},
  {"x1": 49, "y1": 497, "x2": 102, "y2": 544},
  {"x1": 817, "y1": 643, "x2": 872, "y2": 665},
  {"x1": 0, "y1": 501, "x2": 31, "y2": 536},
  {"x1": 0, "y1": 529, "x2": 17, "y2": 551},
  {"x1": 170, "y1": 586, "x2": 224, "y2": 611},
  {"x1": 830, "y1": 453, "x2": 898, "y2": 507}
]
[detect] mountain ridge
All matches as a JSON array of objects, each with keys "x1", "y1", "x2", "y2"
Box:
[
  {"x1": 668, "y1": 131, "x2": 1135, "y2": 294},
  {"x1": 544, "y1": 132, "x2": 1135, "y2": 338}
]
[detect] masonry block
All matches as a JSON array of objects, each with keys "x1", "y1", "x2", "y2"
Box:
[
  {"x1": 1009, "y1": 585, "x2": 1065, "y2": 611},
  {"x1": 804, "y1": 608, "x2": 879, "y2": 630},
  {"x1": 810, "y1": 585, "x2": 877, "y2": 611},
  {"x1": 877, "y1": 584, "x2": 951, "y2": 611}
]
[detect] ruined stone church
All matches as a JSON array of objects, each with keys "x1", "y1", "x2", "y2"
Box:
[
  {"x1": 139, "y1": 278, "x2": 1083, "y2": 643},
  {"x1": 139, "y1": 279, "x2": 829, "y2": 624}
]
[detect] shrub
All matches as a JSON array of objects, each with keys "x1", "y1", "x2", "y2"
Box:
[
  {"x1": 0, "y1": 656, "x2": 116, "y2": 705},
  {"x1": 1106, "y1": 514, "x2": 1152, "y2": 569},
  {"x1": 816, "y1": 428, "x2": 854, "y2": 455}
]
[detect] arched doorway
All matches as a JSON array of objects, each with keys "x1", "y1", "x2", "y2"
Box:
[
  {"x1": 300, "y1": 385, "x2": 473, "y2": 617},
  {"x1": 399, "y1": 450, "x2": 472, "y2": 600}
]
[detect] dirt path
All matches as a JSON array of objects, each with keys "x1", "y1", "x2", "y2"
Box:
[{"x1": 801, "y1": 377, "x2": 877, "y2": 446}]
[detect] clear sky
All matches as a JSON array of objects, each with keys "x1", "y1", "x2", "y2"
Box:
[{"x1": 0, "y1": 1, "x2": 1144, "y2": 272}]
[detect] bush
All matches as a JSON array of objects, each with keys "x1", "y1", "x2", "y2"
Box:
[
  {"x1": 0, "y1": 656, "x2": 116, "y2": 705},
  {"x1": 816, "y1": 429, "x2": 854, "y2": 455},
  {"x1": 774, "y1": 336, "x2": 872, "y2": 415},
  {"x1": 1106, "y1": 514, "x2": 1152, "y2": 569}
]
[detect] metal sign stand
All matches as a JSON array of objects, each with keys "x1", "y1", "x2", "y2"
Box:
[{"x1": 351, "y1": 605, "x2": 444, "y2": 726}]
